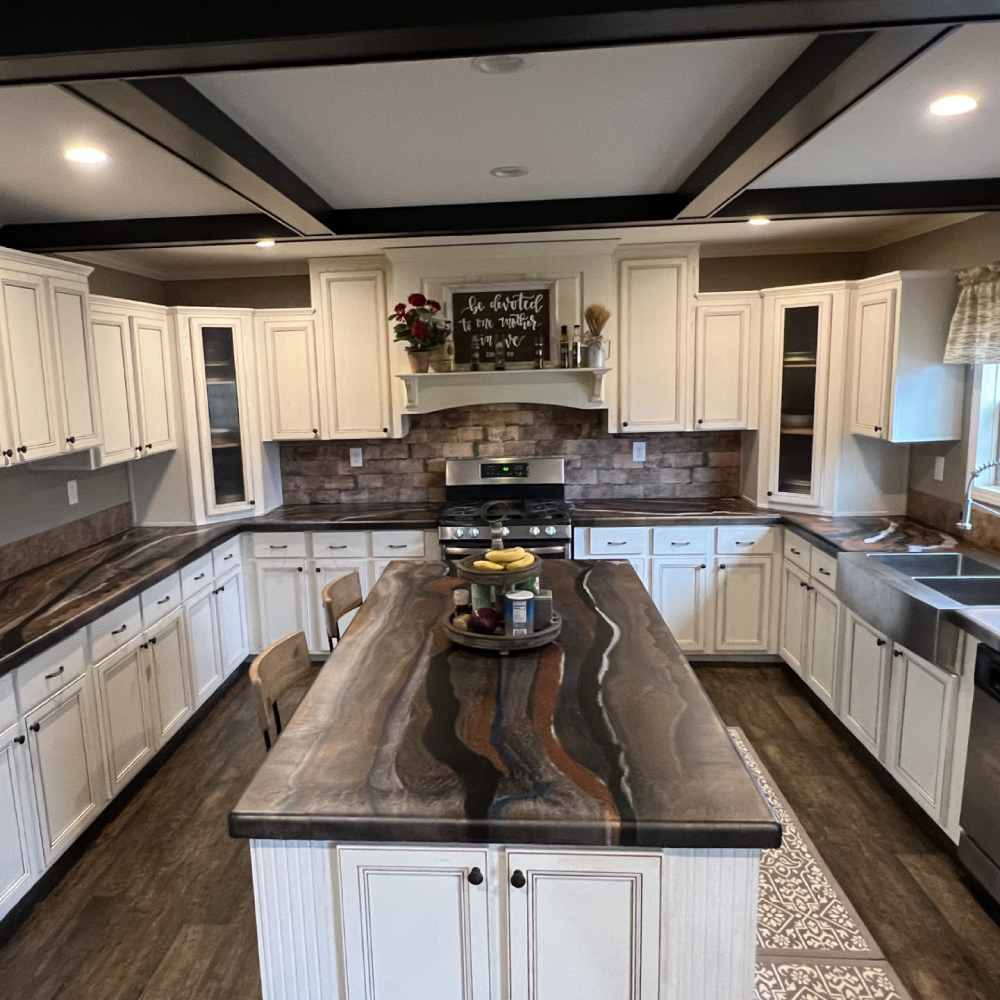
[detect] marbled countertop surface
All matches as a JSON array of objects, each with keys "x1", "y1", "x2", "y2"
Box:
[
  {"x1": 229, "y1": 560, "x2": 782, "y2": 848},
  {"x1": 569, "y1": 496, "x2": 777, "y2": 525},
  {"x1": 783, "y1": 513, "x2": 960, "y2": 556}
]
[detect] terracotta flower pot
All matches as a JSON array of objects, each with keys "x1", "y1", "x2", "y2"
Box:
[{"x1": 407, "y1": 349, "x2": 431, "y2": 374}]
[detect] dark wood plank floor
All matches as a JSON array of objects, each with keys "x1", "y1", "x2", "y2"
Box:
[
  {"x1": 699, "y1": 664, "x2": 1000, "y2": 1000},
  {"x1": 2, "y1": 664, "x2": 998, "y2": 1000}
]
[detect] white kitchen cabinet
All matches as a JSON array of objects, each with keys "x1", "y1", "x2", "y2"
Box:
[
  {"x1": 48, "y1": 279, "x2": 102, "y2": 452},
  {"x1": 214, "y1": 566, "x2": 250, "y2": 675},
  {"x1": 24, "y1": 673, "x2": 105, "y2": 867},
  {"x1": 93, "y1": 636, "x2": 156, "y2": 795},
  {"x1": 0, "y1": 720, "x2": 39, "y2": 920},
  {"x1": 145, "y1": 608, "x2": 194, "y2": 747},
  {"x1": 0, "y1": 269, "x2": 63, "y2": 462},
  {"x1": 651, "y1": 558, "x2": 711, "y2": 653},
  {"x1": 91, "y1": 311, "x2": 141, "y2": 464},
  {"x1": 130, "y1": 313, "x2": 175, "y2": 456},
  {"x1": 259, "y1": 313, "x2": 322, "y2": 441},
  {"x1": 339, "y1": 846, "x2": 492, "y2": 1000},
  {"x1": 841, "y1": 610, "x2": 891, "y2": 756},
  {"x1": 849, "y1": 271, "x2": 963, "y2": 443},
  {"x1": 885, "y1": 646, "x2": 959, "y2": 818},
  {"x1": 779, "y1": 561, "x2": 810, "y2": 677},
  {"x1": 254, "y1": 558, "x2": 312, "y2": 649},
  {"x1": 185, "y1": 588, "x2": 224, "y2": 707},
  {"x1": 618, "y1": 256, "x2": 693, "y2": 432},
  {"x1": 695, "y1": 292, "x2": 760, "y2": 430},
  {"x1": 805, "y1": 584, "x2": 841, "y2": 710},
  {"x1": 714, "y1": 555, "x2": 772, "y2": 653},
  {"x1": 312, "y1": 269, "x2": 392, "y2": 438},
  {"x1": 308, "y1": 559, "x2": 370, "y2": 652},
  {"x1": 506, "y1": 850, "x2": 661, "y2": 1000}
]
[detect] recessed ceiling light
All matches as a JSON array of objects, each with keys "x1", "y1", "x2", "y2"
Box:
[
  {"x1": 489, "y1": 165, "x2": 528, "y2": 178},
  {"x1": 255, "y1": 239, "x2": 276, "y2": 248},
  {"x1": 64, "y1": 146, "x2": 108, "y2": 163},
  {"x1": 747, "y1": 216, "x2": 772, "y2": 226},
  {"x1": 472, "y1": 54, "x2": 527, "y2": 75},
  {"x1": 929, "y1": 93, "x2": 978, "y2": 116}
]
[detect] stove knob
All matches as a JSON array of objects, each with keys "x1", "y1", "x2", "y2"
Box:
[
  {"x1": 544, "y1": 526, "x2": 557, "y2": 536},
  {"x1": 502, "y1": 526, "x2": 510, "y2": 536},
  {"x1": 529, "y1": 526, "x2": 541, "y2": 536},
  {"x1": 454, "y1": 528, "x2": 465, "y2": 538},
  {"x1": 468, "y1": 527, "x2": 480, "y2": 538}
]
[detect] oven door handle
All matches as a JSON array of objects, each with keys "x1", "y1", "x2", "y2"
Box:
[{"x1": 441, "y1": 545, "x2": 568, "y2": 558}]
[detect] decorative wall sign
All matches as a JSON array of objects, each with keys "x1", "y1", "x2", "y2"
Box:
[{"x1": 449, "y1": 284, "x2": 553, "y2": 365}]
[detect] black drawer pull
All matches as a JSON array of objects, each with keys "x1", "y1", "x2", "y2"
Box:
[
  {"x1": 44, "y1": 665, "x2": 65, "y2": 680},
  {"x1": 269, "y1": 545, "x2": 288, "y2": 549},
  {"x1": 510, "y1": 869, "x2": 526, "y2": 889},
  {"x1": 194, "y1": 573, "x2": 206, "y2": 581},
  {"x1": 156, "y1": 595, "x2": 171, "y2": 604},
  {"x1": 607, "y1": 540, "x2": 628, "y2": 546},
  {"x1": 670, "y1": 541, "x2": 690, "y2": 546},
  {"x1": 468, "y1": 867, "x2": 484, "y2": 885},
  {"x1": 790, "y1": 547, "x2": 801, "y2": 555},
  {"x1": 224, "y1": 553, "x2": 234, "y2": 560},
  {"x1": 735, "y1": 540, "x2": 754, "y2": 546},
  {"x1": 818, "y1": 568, "x2": 831, "y2": 576},
  {"x1": 29, "y1": 723, "x2": 40, "y2": 732},
  {"x1": 111, "y1": 624, "x2": 128, "y2": 635},
  {"x1": 329, "y1": 545, "x2": 348, "y2": 550},
  {"x1": 387, "y1": 544, "x2": 408, "y2": 549},
  {"x1": 218, "y1": 585, "x2": 225, "y2": 593}
]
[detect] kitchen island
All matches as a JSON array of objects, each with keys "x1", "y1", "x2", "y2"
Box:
[{"x1": 231, "y1": 559, "x2": 779, "y2": 1000}]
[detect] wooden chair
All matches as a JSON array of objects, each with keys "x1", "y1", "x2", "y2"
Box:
[
  {"x1": 322, "y1": 571, "x2": 364, "y2": 650},
  {"x1": 249, "y1": 631, "x2": 314, "y2": 750}
]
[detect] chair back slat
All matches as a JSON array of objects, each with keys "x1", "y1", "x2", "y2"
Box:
[
  {"x1": 322, "y1": 571, "x2": 364, "y2": 646},
  {"x1": 249, "y1": 631, "x2": 313, "y2": 749}
]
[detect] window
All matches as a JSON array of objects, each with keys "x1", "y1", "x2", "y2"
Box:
[{"x1": 968, "y1": 364, "x2": 1000, "y2": 505}]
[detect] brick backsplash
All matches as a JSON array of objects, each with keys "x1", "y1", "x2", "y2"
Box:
[{"x1": 279, "y1": 404, "x2": 742, "y2": 504}]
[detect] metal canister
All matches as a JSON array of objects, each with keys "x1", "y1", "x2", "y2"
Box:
[
  {"x1": 505, "y1": 590, "x2": 535, "y2": 636},
  {"x1": 532, "y1": 589, "x2": 553, "y2": 629}
]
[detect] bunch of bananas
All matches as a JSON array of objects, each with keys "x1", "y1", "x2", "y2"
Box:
[{"x1": 473, "y1": 546, "x2": 535, "y2": 572}]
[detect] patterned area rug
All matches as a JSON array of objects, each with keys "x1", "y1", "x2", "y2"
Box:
[{"x1": 727, "y1": 728, "x2": 913, "y2": 1000}]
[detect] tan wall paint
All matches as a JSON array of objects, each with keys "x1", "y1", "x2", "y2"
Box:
[
  {"x1": 699, "y1": 251, "x2": 867, "y2": 292},
  {"x1": 86, "y1": 263, "x2": 167, "y2": 304},
  {"x1": 162, "y1": 274, "x2": 311, "y2": 308}
]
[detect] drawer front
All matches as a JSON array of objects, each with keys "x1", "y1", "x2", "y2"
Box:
[
  {"x1": 312, "y1": 531, "x2": 370, "y2": 559},
  {"x1": 811, "y1": 547, "x2": 838, "y2": 589},
  {"x1": 213, "y1": 536, "x2": 243, "y2": 576},
  {"x1": 717, "y1": 525, "x2": 778, "y2": 555},
  {"x1": 783, "y1": 533, "x2": 812, "y2": 572},
  {"x1": 587, "y1": 527, "x2": 648, "y2": 556},
  {"x1": 651, "y1": 526, "x2": 713, "y2": 555},
  {"x1": 90, "y1": 597, "x2": 142, "y2": 664},
  {"x1": 181, "y1": 554, "x2": 214, "y2": 599},
  {"x1": 252, "y1": 532, "x2": 307, "y2": 560},
  {"x1": 372, "y1": 530, "x2": 426, "y2": 558},
  {"x1": 140, "y1": 572, "x2": 182, "y2": 630},
  {"x1": 14, "y1": 631, "x2": 88, "y2": 716}
]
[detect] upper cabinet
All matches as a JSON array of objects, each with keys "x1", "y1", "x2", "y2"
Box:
[
  {"x1": 848, "y1": 271, "x2": 963, "y2": 443},
  {"x1": 695, "y1": 292, "x2": 760, "y2": 430},
  {"x1": 257, "y1": 311, "x2": 322, "y2": 441},
  {"x1": 618, "y1": 255, "x2": 693, "y2": 432}
]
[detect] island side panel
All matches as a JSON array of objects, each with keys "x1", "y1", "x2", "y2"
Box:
[
  {"x1": 250, "y1": 839, "x2": 342, "y2": 1000},
  {"x1": 661, "y1": 848, "x2": 760, "y2": 1000}
]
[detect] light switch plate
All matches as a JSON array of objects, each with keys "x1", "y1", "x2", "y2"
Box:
[
  {"x1": 349, "y1": 447, "x2": 363, "y2": 468},
  {"x1": 67, "y1": 479, "x2": 79, "y2": 505},
  {"x1": 632, "y1": 441, "x2": 646, "y2": 463},
  {"x1": 934, "y1": 456, "x2": 945, "y2": 482}
]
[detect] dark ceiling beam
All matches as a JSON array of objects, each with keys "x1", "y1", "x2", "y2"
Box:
[
  {"x1": 718, "y1": 179, "x2": 1000, "y2": 218},
  {"x1": 63, "y1": 78, "x2": 335, "y2": 237},
  {"x1": 0, "y1": 214, "x2": 296, "y2": 252},
  {"x1": 674, "y1": 24, "x2": 955, "y2": 218},
  {"x1": 0, "y1": 3, "x2": 998, "y2": 84}
]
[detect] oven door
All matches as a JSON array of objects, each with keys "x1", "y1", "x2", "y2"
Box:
[{"x1": 440, "y1": 543, "x2": 571, "y2": 562}]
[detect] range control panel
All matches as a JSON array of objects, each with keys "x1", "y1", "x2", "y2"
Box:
[{"x1": 481, "y1": 462, "x2": 529, "y2": 479}]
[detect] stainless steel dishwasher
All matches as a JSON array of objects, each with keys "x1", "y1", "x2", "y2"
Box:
[{"x1": 959, "y1": 643, "x2": 1000, "y2": 906}]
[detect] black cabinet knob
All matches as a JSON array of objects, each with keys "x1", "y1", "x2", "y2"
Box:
[
  {"x1": 697, "y1": 418, "x2": 704, "y2": 424},
  {"x1": 510, "y1": 869, "x2": 526, "y2": 889},
  {"x1": 14, "y1": 735, "x2": 25, "y2": 744},
  {"x1": 382, "y1": 427, "x2": 388, "y2": 434},
  {"x1": 719, "y1": 563, "x2": 726, "y2": 570},
  {"x1": 17, "y1": 445, "x2": 27, "y2": 454},
  {"x1": 874, "y1": 426, "x2": 882, "y2": 433},
  {"x1": 146, "y1": 443, "x2": 153, "y2": 450},
  {"x1": 468, "y1": 867, "x2": 484, "y2": 885},
  {"x1": 149, "y1": 636, "x2": 157, "y2": 645},
  {"x1": 767, "y1": 490, "x2": 773, "y2": 497},
  {"x1": 622, "y1": 421, "x2": 629, "y2": 428},
  {"x1": 249, "y1": 500, "x2": 256, "y2": 506},
  {"x1": 66, "y1": 436, "x2": 75, "y2": 444},
  {"x1": 29, "y1": 723, "x2": 40, "y2": 732},
  {"x1": 893, "y1": 649, "x2": 903, "y2": 657},
  {"x1": 312, "y1": 428, "x2": 319, "y2": 435},
  {"x1": 876, "y1": 638, "x2": 886, "y2": 647},
  {"x1": 2, "y1": 449, "x2": 11, "y2": 458}
]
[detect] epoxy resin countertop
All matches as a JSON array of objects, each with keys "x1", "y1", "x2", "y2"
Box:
[{"x1": 229, "y1": 560, "x2": 782, "y2": 849}]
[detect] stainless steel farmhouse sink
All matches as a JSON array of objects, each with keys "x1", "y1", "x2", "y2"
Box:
[{"x1": 838, "y1": 549, "x2": 1000, "y2": 668}]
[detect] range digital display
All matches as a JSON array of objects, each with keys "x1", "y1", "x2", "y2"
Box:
[{"x1": 481, "y1": 462, "x2": 529, "y2": 479}]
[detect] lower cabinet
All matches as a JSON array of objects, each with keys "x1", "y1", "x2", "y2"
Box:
[
  {"x1": 778, "y1": 560, "x2": 810, "y2": 676},
  {"x1": 840, "y1": 611, "x2": 891, "y2": 755},
  {"x1": 214, "y1": 567, "x2": 249, "y2": 674},
  {"x1": 145, "y1": 608, "x2": 194, "y2": 746},
  {"x1": 805, "y1": 584, "x2": 840, "y2": 709},
  {"x1": 254, "y1": 559, "x2": 311, "y2": 649},
  {"x1": 714, "y1": 556, "x2": 772, "y2": 653},
  {"x1": 185, "y1": 589, "x2": 224, "y2": 708},
  {"x1": 651, "y1": 558, "x2": 711, "y2": 653},
  {"x1": 0, "y1": 721, "x2": 40, "y2": 920},
  {"x1": 23, "y1": 673, "x2": 106, "y2": 867}
]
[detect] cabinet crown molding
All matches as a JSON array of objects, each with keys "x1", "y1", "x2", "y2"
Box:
[{"x1": 0, "y1": 246, "x2": 92, "y2": 278}]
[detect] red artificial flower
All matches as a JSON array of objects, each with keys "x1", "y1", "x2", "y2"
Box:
[
  {"x1": 408, "y1": 292, "x2": 427, "y2": 307},
  {"x1": 426, "y1": 299, "x2": 441, "y2": 311},
  {"x1": 405, "y1": 308, "x2": 416, "y2": 321},
  {"x1": 393, "y1": 302, "x2": 406, "y2": 315},
  {"x1": 412, "y1": 320, "x2": 428, "y2": 340}
]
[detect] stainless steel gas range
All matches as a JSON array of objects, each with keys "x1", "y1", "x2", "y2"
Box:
[{"x1": 438, "y1": 457, "x2": 572, "y2": 562}]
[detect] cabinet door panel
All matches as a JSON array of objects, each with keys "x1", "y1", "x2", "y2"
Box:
[
  {"x1": 215, "y1": 568, "x2": 249, "y2": 675},
  {"x1": 0, "y1": 272, "x2": 62, "y2": 459},
  {"x1": 254, "y1": 560, "x2": 311, "y2": 649},
  {"x1": 842, "y1": 612, "x2": 890, "y2": 755},
  {"x1": 507, "y1": 851, "x2": 661, "y2": 1000},
  {"x1": 805, "y1": 587, "x2": 840, "y2": 709},
  {"x1": 185, "y1": 589, "x2": 223, "y2": 706},
  {"x1": 51, "y1": 283, "x2": 102, "y2": 450},
  {"x1": 696, "y1": 301, "x2": 753, "y2": 429},
  {"x1": 779, "y1": 562, "x2": 810, "y2": 676},
  {"x1": 651, "y1": 558, "x2": 710, "y2": 653},
  {"x1": 131, "y1": 316, "x2": 174, "y2": 455},
  {"x1": 92, "y1": 317, "x2": 140, "y2": 464},
  {"x1": 850, "y1": 287, "x2": 895, "y2": 438},
  {"x1": 619, "y1": 259, "x2": 689, "y2": 431},
  {"x1": 147, "y1": 612, "x2": 193, "y2": 746},
  {"x1": 715, "y1": 556, "x2": 771, "y2": 652},
  {"x1": 0, "y1": 724, "x2": 37, "y2": 918},
  {"x1": 339, "y1": 846, "x2": 491, "y2": 1000},
  {"x1": 263, "y1": 318, "x2": 321, "y2": 439}
]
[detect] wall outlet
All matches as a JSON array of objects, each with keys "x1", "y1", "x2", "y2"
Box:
[
  {"x1": 67, "y1": 479, "x2": 79, "y2": 505},
  {"x1": 632, "y1": 441, "x2": 646, "y2": 463},
  {"x1": 934, "y1": 456, "x2": 946, "y2": 482},
  {"x1": 349, "y1": 447, "x2": 363, "y2": 468}
]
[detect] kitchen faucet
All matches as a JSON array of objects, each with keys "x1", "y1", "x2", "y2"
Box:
[{"x1": 958, "y1": 459, "x2": 1000, "y2": 530}]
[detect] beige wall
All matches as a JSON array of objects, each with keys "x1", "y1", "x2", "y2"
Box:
[
  {"x1": 162, "y1": 274, "x2": 311, "y2": 308},
  {"x1": 86, "y1": 263, "x2": 167, "y2": 304},
  {"x1": 699, "y1": 251, "x2": 867, "y2": 292}
]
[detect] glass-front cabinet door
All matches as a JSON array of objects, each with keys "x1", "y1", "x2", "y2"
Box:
[
  {"x1": 191, "y1": 322, "x2": 254, "y2": 515},
  {"x1": 768, "y1": 294, "x2": 831, "y2": 507}
]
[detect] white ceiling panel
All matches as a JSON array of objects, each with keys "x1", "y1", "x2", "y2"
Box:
[
  {"x1": 0, "y1": 86, "x2": 254, "y2": 225},
  {"x1": 752, "y1": 24, "x2": 1000, "y2": 189},
  {"x1": 190, "y1": 34, "x2": 812, "y2": 209}
]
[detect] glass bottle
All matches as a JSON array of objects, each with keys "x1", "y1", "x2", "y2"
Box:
[
  {"x1": 534, "y1": 331, "x2": 545, "y2": 369},
  {"x1": 469, "y1": 333, "x2": 481, "y2": 371},
  {"x1": 559, "y1": 325, "x2": 570, "y2": 369},
  {"x1": 494, "y1": 336, "x2": 506, "y2": 370},
  {"x1": 572, "y1": 324, "x2": 584, "y2": 368}
]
